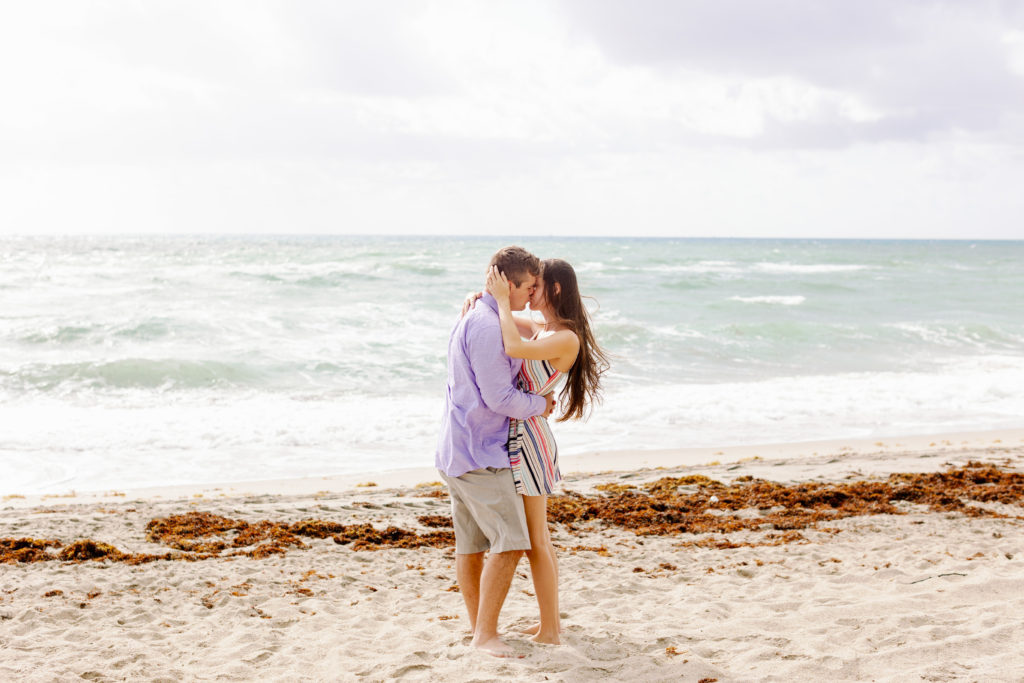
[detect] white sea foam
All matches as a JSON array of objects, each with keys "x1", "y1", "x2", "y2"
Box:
[
  {"x1": 0, "y1": 391, "x2": 445, "y2": 494},
  {"x1": 648, "y1": 261, "x2": 741, "y2": 274},
  {"x1": 554, "y1": 354, "x2": 1024, "y2": 457},
  {"x1": 754, "y1": 263, "x2": 869, "y2": 274},
  {"x1": 4, "y1": 354, "x2": 1024, "y2": 495},
  {"x1": 882, "y1": 322, "x2": 1024, "y2": 350},
  {"x1": 729, "y1": 295, "x2": 806, "y2": 306}
]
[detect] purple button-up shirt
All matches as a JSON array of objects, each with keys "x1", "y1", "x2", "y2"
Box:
[{"x1": 435, "y1": 294, "x2": 546, "y2": 477}]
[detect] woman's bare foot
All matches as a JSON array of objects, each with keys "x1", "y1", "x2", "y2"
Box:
[
  {"x1": 471, "y1": 635, "x2": 524, "y2": 658},
  {"x1": 519, "y1": 622, "x2": 541, "y2": 636},
  {"x1": 530, "y1": 631, "x2": 561, "y2": 645},
  {"x1": 519, "y1": 622, "x2": 564, "y2": 636}
]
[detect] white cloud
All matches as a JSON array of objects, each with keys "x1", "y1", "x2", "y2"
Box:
[
  {"x1": 1005, "y1": 29, "x2": 1024, "y2": 77},
  {"x1": 558, "y1": 0, "x2": 1024, "y2": 143},
  {"x1": 0, "y1": 1, "x2": 1021, "y2": 238}
]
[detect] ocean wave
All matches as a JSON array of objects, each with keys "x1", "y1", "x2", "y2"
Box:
[
  {"x1": 754, "y1": 263, "x2": 869, "y2": 274},
  {"x1": 602, "y1": 261, "x2": 866, "y2": 277},
  {"x1": 1, "y1": 351, "x2": 451, "y2": 395},
  {"x1": 112, "y1": 320, "x2": 174, "y2": 341},
  {"x1": 7, "y1": 356, "x2": 1024, "y2": 495},
  {"x1": 575, "y1": 260, "x2": 742, "y2": 275},
  {"x1": 15, "y1": 319, "x2": 195, "y2": 346},
  {"x1": 293, "y1": 272, "x2": 378, "y2": 287},
  {"x1": 229, "y1": 271, "x2": 286, "y2": 283},
  {"x1": 592, "y1": 311, "x2": 706, "y2": 349},
  {"x1": 885, "y1": 322, "x2": 1024, "y2": 350},
  {"x1": 649, "y1": 261, "x2": 742, "y2": 274},
  {"x1": 554, "y1": 355, "x2": 1024, "y2": 454},
  {"x1": 659, "y1": 279, "x2": 713, "y2": 291},
  {"x1": 229, "y1": 269, "x2": 386, "y2": 287},
  {"x1": 392, "y1": 263, "x2": 447, "y2": 277},
  {"x1": 18, "y1": 325, "x2": 100, "y2": 345},
  {"x1": 5, "y1": 358, "x2": 268, "y2": 391},
  {"x1": 729, "y1": 295, "x2": 806, "y2": 306},
  {"x1": 570, "y1": 261, "x2": 607, "y2": 273}
]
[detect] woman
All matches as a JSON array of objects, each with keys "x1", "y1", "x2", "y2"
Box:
[{"x1": 474, "y1": 258, "x2": 608, "y2": 645}]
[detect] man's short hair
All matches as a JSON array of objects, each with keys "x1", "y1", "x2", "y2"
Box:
[{"x1": 488, "y1": 246, "x2": 540, "y2": 287}]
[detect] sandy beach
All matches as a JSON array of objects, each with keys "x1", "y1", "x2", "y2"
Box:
[{"x1": 3, "y1": 430, "x2": 1023, "y2": 682}]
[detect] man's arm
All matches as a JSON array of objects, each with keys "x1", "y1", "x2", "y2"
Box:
[{"x1": 467, "y1": 322, "x2": 547, "y2": 419}]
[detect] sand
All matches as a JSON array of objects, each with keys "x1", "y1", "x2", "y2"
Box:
[{"x1": 2, "y1": 432, "x2": 1023, "y2": 682}]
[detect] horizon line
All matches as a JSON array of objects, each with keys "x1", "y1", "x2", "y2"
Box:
[{"x1": 2, "y1": 233, "x2": 1022, "y2": 243}]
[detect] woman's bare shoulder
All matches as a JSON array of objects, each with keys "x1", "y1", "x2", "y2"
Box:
[{"x1": 550, "y1": 328, "x2": 580, "y2": 348}]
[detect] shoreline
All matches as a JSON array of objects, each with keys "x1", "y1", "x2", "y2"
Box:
[{"x1": 4, "y1": 426, "x2": 1022, "y2": 511}]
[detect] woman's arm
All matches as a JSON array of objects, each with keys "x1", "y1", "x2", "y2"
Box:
[
  {"x1": 513, "y1": 313, "x2": 540, "y2": 338},
  {"x1": 486, "y1": 267, "x2": 580, "y2": 363},
  {"x1": 461, "y1": 289, "x2": 540, "y2": 338}
]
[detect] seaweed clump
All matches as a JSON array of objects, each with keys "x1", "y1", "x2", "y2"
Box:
[
  {"x1": 547, "y1": 463, "x2": 1024, "y2": 542},
  {"x1": 1, "y1": 537, "x2": 174, "y2": 565},
  {"x1": 145, "y1": 512, "x2": 455, "y2": 555},
  {"x1": 1, "y1": 538, "x2": 62, "y2": 564},
  {"x1": 58, "y1": 540, "x2": 130, "y2": 562},
  {"x1": 416, "y1": 515, "x2": 453, "y2": 528},
  {"x1": 332, "y1": 524, "x2": 454, "y2": 551},
  {"x1": 0, "y1": 512, "x2": 454, "y2": 564}
]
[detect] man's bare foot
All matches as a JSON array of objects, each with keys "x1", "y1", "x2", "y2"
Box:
[{"x1": 471, "y1": 635, "x2": 523, "y2": 658}]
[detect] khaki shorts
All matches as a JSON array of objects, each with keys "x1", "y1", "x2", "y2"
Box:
[{"x1": 439, "y1": 467, "x2": 531, "y2": 555}]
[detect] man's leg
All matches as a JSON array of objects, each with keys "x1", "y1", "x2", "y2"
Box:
[
  {"x1": 471, "y1": 549, "x2": 523, "y2": 656},
  {"x1": 443, "y1": 467, "x2": 530, "y2": 656},
  {"x1": 456, "y1": 551, "x2": 485, "y2": 632}
]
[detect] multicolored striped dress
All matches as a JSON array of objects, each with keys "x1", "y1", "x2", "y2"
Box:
[{"x1": 508, "y1": 331, "x2": 566, "y2": 496}]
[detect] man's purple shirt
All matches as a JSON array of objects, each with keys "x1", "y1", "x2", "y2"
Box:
[{"x1": 435, "y1": 293, "x2": 546, "y2": 477}]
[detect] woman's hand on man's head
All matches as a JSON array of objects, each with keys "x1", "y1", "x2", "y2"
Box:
[{"x1": 485, "y1": 265, "x2": 511, "y2": 302}]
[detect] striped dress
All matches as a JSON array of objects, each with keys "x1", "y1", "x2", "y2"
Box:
[{"x1": 508, "y1": 332, "x2": 566, "y2": 496}]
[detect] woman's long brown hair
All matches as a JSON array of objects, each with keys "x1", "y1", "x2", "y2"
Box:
[{"x1": 539, "y1": 259, "x2": 610, "y2": 422}]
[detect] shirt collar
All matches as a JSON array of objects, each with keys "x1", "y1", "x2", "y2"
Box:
[{"x1": 480, "y1": 292, "x2": 499, "y2": 314}]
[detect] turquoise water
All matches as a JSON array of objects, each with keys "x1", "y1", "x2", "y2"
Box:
[{"x1": 1, "y1": 236, "x2": 1022, "y2": 493}]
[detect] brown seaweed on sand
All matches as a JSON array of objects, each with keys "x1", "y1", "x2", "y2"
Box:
[
  {"x1": 3, "y1": 511, "x2": 458, "y2": 564},
  {"x1": 416, "y1": 515, "x2": 453, "y2": 528},
  {"x1": 5, "y1": 463, "x2": 1020, "y2": 564},
  {"x1": 146, "y1": 512, "x2": 455, "y2": 553},
  {"x1": 1, "y1": 538, "x2": 62, "y2": 564},
  {"x1": 2, "y1": 537, "x2": 176, "y2": 565},
  {"x1": 58, "y1": 540, "x2": 130, "y2": 562},
  {"x1": 332, "y1": 524, "x2": 454, "y2": 551},
  {"x1": 547, "y1": 463, "x2": 1024, "y2": 542},
  {"x1": 413, "y1": 489, "x2": 449, "y2": 499}
]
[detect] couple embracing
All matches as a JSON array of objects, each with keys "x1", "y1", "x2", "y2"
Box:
[{"x1": 435, "y1": 246, "x2": 608, "y2": 657}]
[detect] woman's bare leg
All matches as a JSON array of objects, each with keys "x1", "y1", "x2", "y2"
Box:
[
  {"x1": 522, "y1": 494, "x2": 560, "y2": 644},
  {"x1": 519, "y1": 546, "x2": 560, "y2": 636}
]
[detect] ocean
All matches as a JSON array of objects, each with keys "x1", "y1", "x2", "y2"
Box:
[{"x1": 2, "y1": 235, "x2": 1022, "y2": 495}]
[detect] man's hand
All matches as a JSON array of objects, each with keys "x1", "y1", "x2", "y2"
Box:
[{"x1": 541, "y1": 392, "x2": 556, "y2": 419}]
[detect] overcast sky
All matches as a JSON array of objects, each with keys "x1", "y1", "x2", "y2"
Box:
[{"x1": 2, "y1": 1, "x2": 1023, "y2": 238}]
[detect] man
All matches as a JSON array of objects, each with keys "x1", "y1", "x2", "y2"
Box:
[{"x1": 435, "y1": 245, "x2": 555, "y2": 658}]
